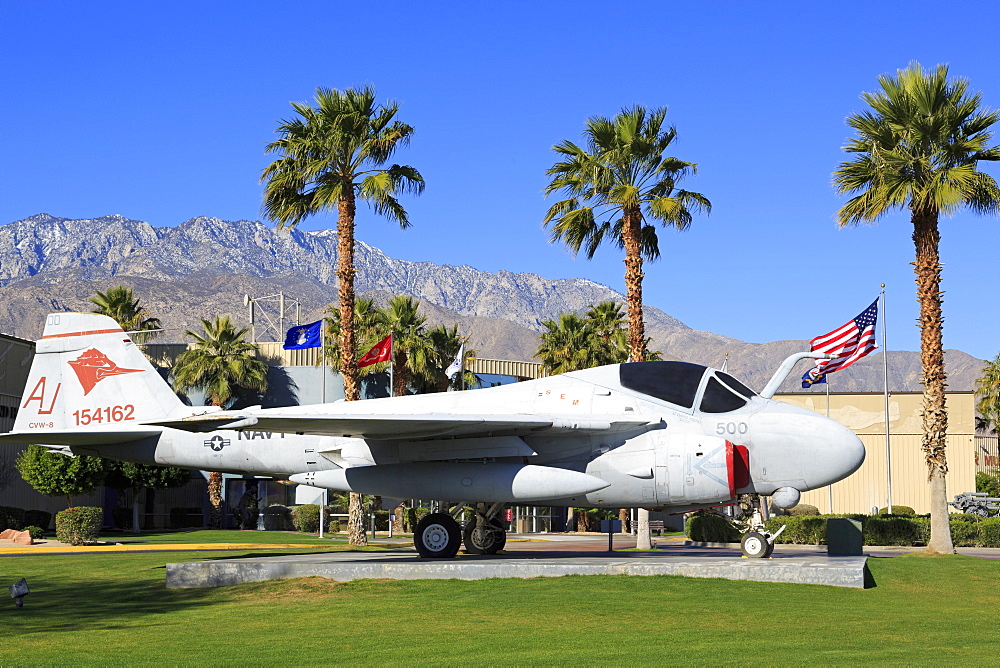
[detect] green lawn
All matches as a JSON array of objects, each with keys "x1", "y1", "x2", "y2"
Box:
[
  {"x1": 95, "y1": 529, "x2": 414, "y2": 546},
  {"x1": 99, "y1": 529, "x2": 350, "y2": 545},
  {"x1": 1, "y1": 550, "x2": 997, "y2": 665}
]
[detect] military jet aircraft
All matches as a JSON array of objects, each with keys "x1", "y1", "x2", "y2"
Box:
[{"x1": 1, "y1": 312, "x2": 865, "y2": 558}]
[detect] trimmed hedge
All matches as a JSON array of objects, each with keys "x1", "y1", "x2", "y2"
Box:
[
  {"x1": 292, "y1": 504, "x2": 342, "y2": 533},
  {"x1": 878, "y1": 505, "x2": 916, "y2": 516},
  {"x1": 261, "y1": 505, "x2": 294, "y2": 531},
  {"x1": 169, "y1": 507, "x2": 203, "y2": 529},
  {"x1": 686, "y1": 514, "x2": 740, "y2": 543},
  {"x1": 687, "y1": 512, "x2": 1000, "y2": 547},
  {"x1": 0, "y1": 506, "x2": 25, "y2": 531},
  {"x1": 112, "y1": 507, "x2": 133, "y2": 531},
  {"x1": 55, "y1": 506, "x2": 102, "y2": 545},
  {"x1": 24, "y1": 509, "x2": 52, "y2": 531}
]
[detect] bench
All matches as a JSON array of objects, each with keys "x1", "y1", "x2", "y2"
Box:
[{"x1": 649, "y1": 520, "x2": 665, "y2": 535}]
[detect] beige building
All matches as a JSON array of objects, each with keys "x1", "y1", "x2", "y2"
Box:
[{"x1": 774, "y1": 391, "x2": 981, "y2": 515}]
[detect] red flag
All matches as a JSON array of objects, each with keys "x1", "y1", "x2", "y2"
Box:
[{"x1": 358, "y1": 334, "x2": 392, "y2": 368}]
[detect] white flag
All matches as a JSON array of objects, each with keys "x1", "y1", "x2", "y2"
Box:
[{"x1": 446, "y1": 343, "x2": 465, "y2": 379}]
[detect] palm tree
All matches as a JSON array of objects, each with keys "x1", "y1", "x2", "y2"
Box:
[
  {"x1": 537, "y1": 313, "x2": 596, "y2": 374},
  {"x1": 975, "y1": 354, "x2": 1000, "y2": 434},
  {"x1": 322, "y1": 297, "x2": 385, "y2": 372},
  {"x1": 418, "y1": 324, "x2": 476, "y2": 392},
  {"x1": 90, "y1": 285, "x2": 161, "y2": 343},
  {"x1": 379, "y1": 295, "x2": 432, "y2": 397},
  {"x1": 172, "y1": 315, "x2": 268, "y2": 529},
  {"x1": 537, "y1": 303, "x2": 662, "y2": 374},
  {"x1": 544, "y1": 105, "x2": 711, "y2": 364},
  {"x1": 585, "y1": 300, "x2": 629, "y2": 366},
  {"x1": 261, "y1": 86, "x2": 424, "y2": 403},
  {"x1": 834, "y1": 62, "x2": 1000, "y2": 554},
  {"x1": 261, "y1": 88, "x2": 423, "y2": 549}
]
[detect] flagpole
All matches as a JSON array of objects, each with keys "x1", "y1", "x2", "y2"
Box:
[
  {"x1": 321, "y1": 323, "x2": 327, "y2": 404},
  {"x1": 389, "y1": 335, "x2": 394, "y2": 398},
  {"x1": 882, "y1": 284, "x2": 892, "y2": 514},
  {"x1": 460, "y1": 338, "x2": 466, "y2": 391},
  {"x1": 827, "y1": 378, "x2": 833, "y2": 514}
]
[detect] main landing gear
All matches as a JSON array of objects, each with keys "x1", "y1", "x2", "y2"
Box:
[
  {"x1": 413, "y1": 502, "x2": 508, "y2": 559},
  {"x1": 728, "y1": 494, "x2": 785, "y2": 559}
]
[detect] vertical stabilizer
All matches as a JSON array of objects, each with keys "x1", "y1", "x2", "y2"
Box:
[{"x1": 14, "y1": 312, "x2": 191, "y2": 432}]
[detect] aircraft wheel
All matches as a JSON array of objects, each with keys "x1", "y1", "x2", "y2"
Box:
[
  {"x1": 463, "y1": 517, "x2": 507, "y2": 555},
  {"x1": 740, "y1": 531, "x2": 769, "y2": 558},
  {"x1": 415, "y1": 513, "x2": 462, "y2": 559},
  {"x1": 763, "y1": 538, "x2": 775, "y2": 558}
]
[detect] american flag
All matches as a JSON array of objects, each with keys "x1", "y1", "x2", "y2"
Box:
[{"x1": 802, "y1": 299, "x2": 878, "y2": 386}]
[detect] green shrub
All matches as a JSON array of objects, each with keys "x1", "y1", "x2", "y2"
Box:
[
  {"x1": 24, "y1": 509, "x2": 51, "y2": 530},
  {"x1": 865, "y1": 515, "x2": 928, "y2": 546},
  {"x1": 169, "y1": 507, "x2": 203, "y2": 529},
  {"x1": 292, "y1": 504, "x2": 339, "y2": 533},
  {"x1": 0, "y1": 506, "x2": 26, "y2": 531},
  {"x1": 764, "y1": 515, "x2": 828, "y2": 544},
  {"x1": 950, "y1": 520, "x2": 980, "y2": 547},
  {"x1": 112, "y1": 507, "x2": 133, "y2": 530},
  {"x1": 292, "y1": 504, "x2": 320, "y2": 532},
  {"x1": 979, "y1": 518, "x2": 1000, "y2": 547},
  {"x1": 686, "y1": 513, "x2": 740, "y2": 543},
  {"x1": 23, "y1": 525, "x2": 44, "y2": 540},
  {"x1": 784, "y1": 504, "x2": 820, "y2": 516},
  {"x1": 374, "y1": 510, "x2": 390, "y2": 531},
  {"x1": 878, "y1": 505, "x2": 916, "y2": 516},
  {"x1": 407, "y1": 506, "x2": 431, "y2": 532},
  {"x1": 261, "y1": 505, "x2": 294, "y2": 531},
  {"x1": 975, "y1": 472, "x2": 1000, "y2": 497},
  {"x1": 55, "y1": 507, "x2": 102, "y2": 545}
]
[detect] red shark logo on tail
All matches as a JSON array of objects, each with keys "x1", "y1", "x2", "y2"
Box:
[{"x1": 67, "y1": 349, "x2": 143, "y2": 395}]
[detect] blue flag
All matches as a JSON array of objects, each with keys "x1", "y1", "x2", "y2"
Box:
[
  {"x1": 283, "y1": 320, "x2": 322, "y2": 350},
  {"x1": 801, "y1": 370, "x2": 827, "y2": 389}
]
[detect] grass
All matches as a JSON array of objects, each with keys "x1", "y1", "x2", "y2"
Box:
[
  {"x1": 1, "y1": 550, "x2": 997, "y2": 665},
  {"x1": 98, "y1": 529, "x2": 350, "y2": 545}
]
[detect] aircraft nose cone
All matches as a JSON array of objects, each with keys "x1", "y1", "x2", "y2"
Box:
[{"x1": 750, "y1": 403, "x2": 865, "y2": 490}]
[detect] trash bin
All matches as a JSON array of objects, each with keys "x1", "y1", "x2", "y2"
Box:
[{"x1": 827, "y1": 518, "x2": 863, "y2": 555}]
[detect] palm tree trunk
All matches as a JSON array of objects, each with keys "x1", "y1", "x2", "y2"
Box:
[
  {"x1": 618, "y1": 508, "x2": 629, "y2": 534},
  {"x1": 392, "y1": 502, "x2": 405, "y2": 534},
  {"x1": 337, "y1": 189, "x2": 368, "y2": 547},
  {"x1": 636, "y1": 508, "x2": 652, "y2": 549},
  {"x1": 622, "y1": 205, "x2": 652, "y2": 549},
  {"x1": 347, "y1": 492, "x2": 367, "y2": 546},
  {"x1": 621, "y1": 206, "x2": 647, "y2": 364},
  {"x1": 393, "y1": 351, "x2": 408, "y2": 396},
  {"x1": 338, "y1": 192, "x2": 360, "y2": 403},
  {"x1": 912, "y1": 209, "x2": 954, "y2": 554},
  {"x1": 208, "y1": 471, "x2": 223, "y2": 529}
]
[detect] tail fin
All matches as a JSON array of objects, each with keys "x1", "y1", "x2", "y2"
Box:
[{"x1": 13, "y1": 312, "x2": 193, "y2": 433}]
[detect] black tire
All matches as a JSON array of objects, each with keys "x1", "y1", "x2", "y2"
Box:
[
  {"x1": 463, "y1": 517, "x2": 507, "y2": 555},
  {"x1": 414, "y1": 513, "x2": 462, "y2": 559},
  {"x1": 763, "y1": 537, "x2": 775, "y2": 558},
  {"x1": 740, "y1": 531, "x2": 769, "y2": 558}
]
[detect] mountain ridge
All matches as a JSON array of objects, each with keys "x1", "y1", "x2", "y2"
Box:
[{"x1": 0, "y1": 213, "x2": 984, "y2": 393}]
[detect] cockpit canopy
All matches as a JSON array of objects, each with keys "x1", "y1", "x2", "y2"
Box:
[{"x1": 618, "y1": 361, "x2": 756, "y2": 413}]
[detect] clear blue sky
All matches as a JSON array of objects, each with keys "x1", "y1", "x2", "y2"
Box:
[{"x1": 3, "y1": 1, "x2": 1000, "y2": 360}]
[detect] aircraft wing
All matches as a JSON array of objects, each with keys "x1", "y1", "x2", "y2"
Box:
[
  {"x1": 0, "y1": 429, "x2": 163, "y2": 446},
  {"x1": 150, "y1": 412, "x2": 654, "y2": 440}
]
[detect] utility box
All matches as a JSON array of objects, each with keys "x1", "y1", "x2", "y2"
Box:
[
  {"x1": 827, "y1": 518, "x2": 863, "y2": 556},
  {"x1": 600, "y1": 520, "x2": 622, "y2": 533}
]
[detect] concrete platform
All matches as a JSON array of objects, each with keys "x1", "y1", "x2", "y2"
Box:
[{"x1": 166, "y1": 544, "x2": 870, "y2": 589}]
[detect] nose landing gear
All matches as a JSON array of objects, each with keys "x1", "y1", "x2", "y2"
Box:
[{"x1": 731, "y1": 494, "x2": 784, "y2": 558}]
